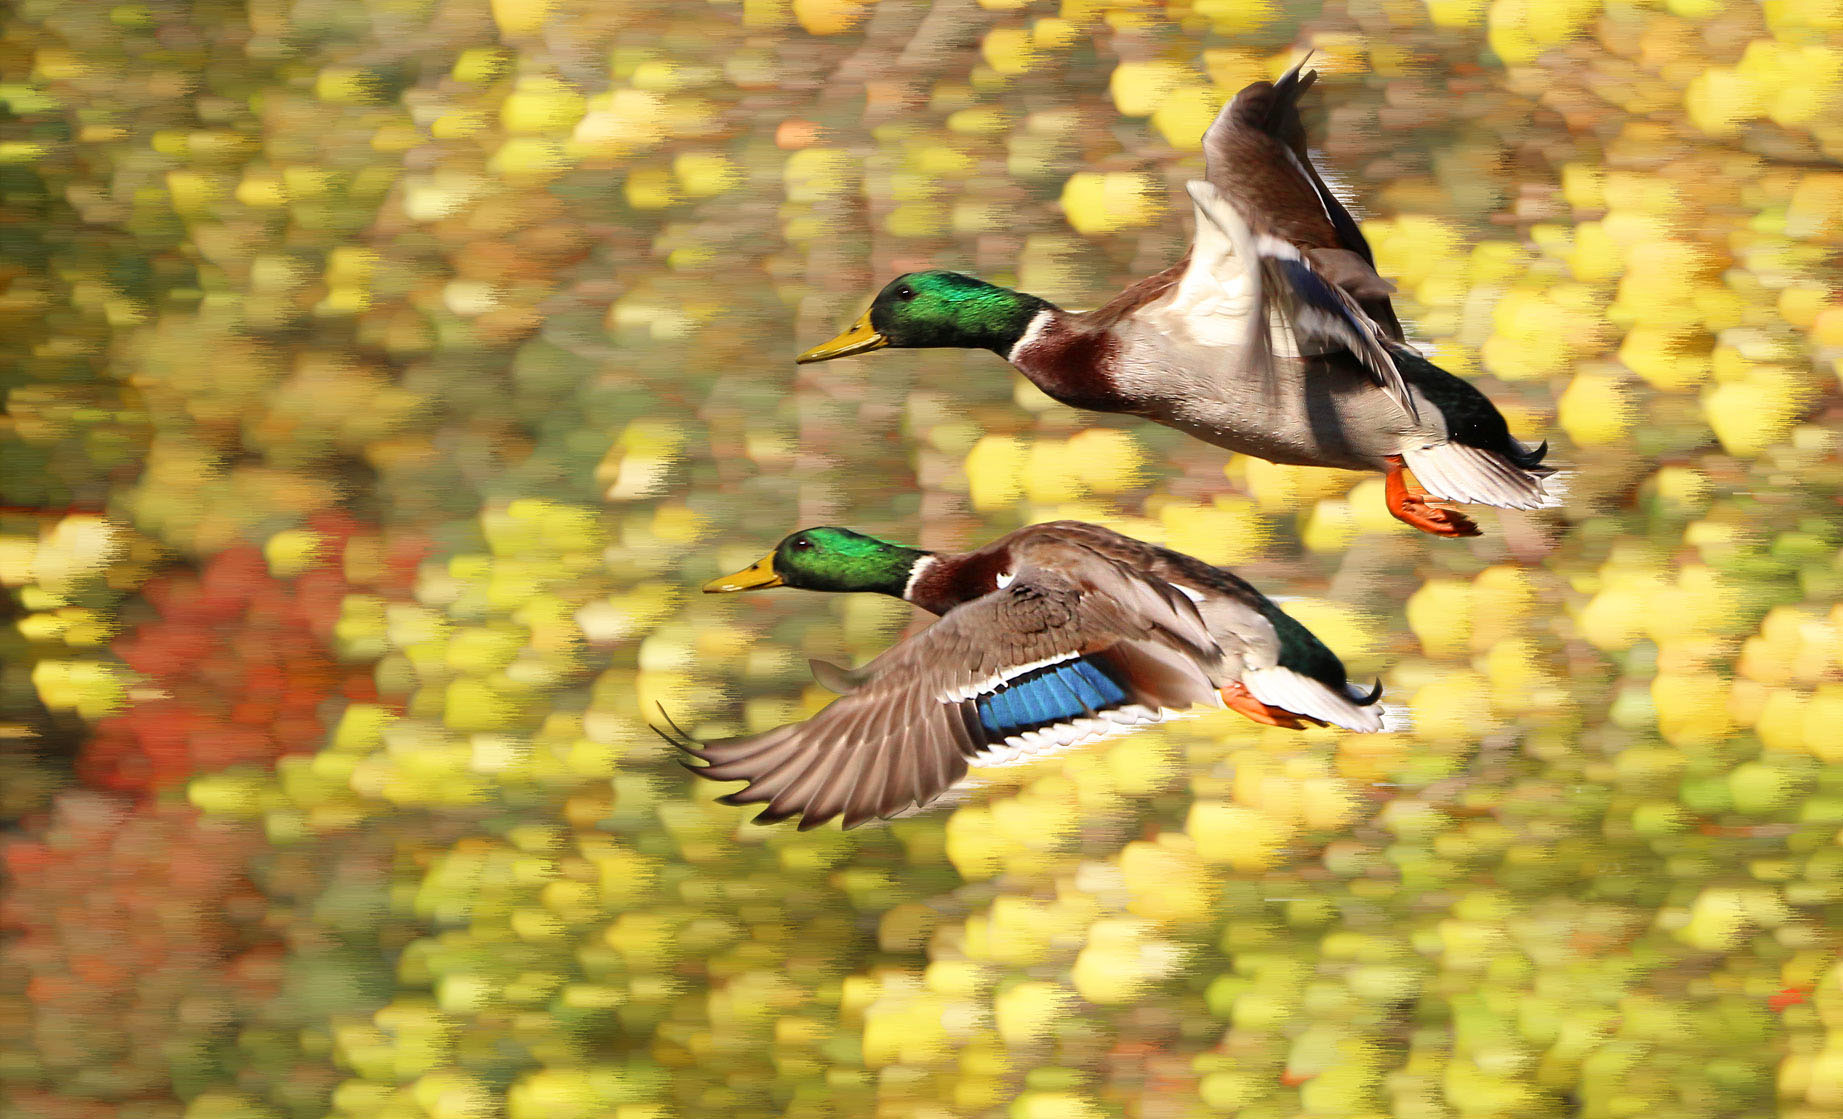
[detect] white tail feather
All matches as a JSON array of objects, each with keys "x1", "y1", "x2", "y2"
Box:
[
  {"x1": 1242, "y1": 666, "x2": 1385, "y2": 733},
  {"x1": 1402, "y1": 441, "x2": 1560, "y2": 511}
]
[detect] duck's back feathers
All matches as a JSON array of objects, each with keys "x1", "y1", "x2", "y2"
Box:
[
  {"x1": 673, "y1": 552, "x2": 1226, "y2": 830},
  {"x1": 1004, "y1": 523, "x2": 1389, "y2": 733},
  {"x1": 1082, "y1": 253, "x2": 1191, "y2": 331}
]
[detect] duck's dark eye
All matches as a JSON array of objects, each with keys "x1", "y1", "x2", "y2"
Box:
[
  {"x1": 792, "y1": 537, "x2": 812, "y2": 551},
  {"x1": 895, "y1": 285, "x2": 915, "y2": 301}
]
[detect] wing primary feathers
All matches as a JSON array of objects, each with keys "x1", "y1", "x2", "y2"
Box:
[
  {"x1": 719, "y1": 740, "x2": 819, "y2": 809},
  {"x1": 653, "y1": 704, "x2": 709, "y2": 760},
  {"x1": 883, "y1": 713, "x2": 928, "y2": 820},
  {"x1": 839, "y1": 734, "x2": 897, "y2": 830},
  {"x1": 786, "y1": 711, "x2": 885, "y2": 830},
  {"x1": 803, "y1": 729, "x2": 883, "y2": 831},
  {"x1": 757, "y1": 751, "x2": 838, "y2": 825},
  {"x1": 689, "y1": 732, "x2": 803, "y2": 776},
  {"x1": 950, "y1": 701, "x2": 988, "y2": 760},
  {"x1": 656, "y1": 703, "x2": 692, "y2": 737}
]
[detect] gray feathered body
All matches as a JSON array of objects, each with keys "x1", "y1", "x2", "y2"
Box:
[{"x1": 1106, "y1": 319, "x2": 1432, "y2": 472}]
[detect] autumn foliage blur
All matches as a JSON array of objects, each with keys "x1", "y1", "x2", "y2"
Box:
[
  {"x1": 2, "y1": 0, "x2": 1843, "y2": 1117},
  {"x1": 80, "y1": 514, "x2": 423, "y2": 796}
]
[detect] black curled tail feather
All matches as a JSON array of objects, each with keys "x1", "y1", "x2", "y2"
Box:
[
  {"x1": 1509, "y1": 439, "x2": 1550, "y2": 472},
  {"x1": 1392, "y1": 347, "x2": 1549, "y2": 469},
  {"x1": 1256, "y1": 601, "x2": 1353, "y2": 694}
]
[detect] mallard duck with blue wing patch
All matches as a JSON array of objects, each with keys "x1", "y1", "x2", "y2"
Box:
[
  {"x1": 796, "y1": 56, "x2": 1557, "y2": 538},
  {"x1": 665, "y1": 521, "x2": 1390, "y2": 830}
]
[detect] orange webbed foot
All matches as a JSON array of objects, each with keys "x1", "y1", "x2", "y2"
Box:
[{"x1": 1383, "y1": 455, "x2": 1481, "y2": 538}]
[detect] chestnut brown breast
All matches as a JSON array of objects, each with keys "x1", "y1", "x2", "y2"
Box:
[
  {"x1": 907, "y1": 547, "x2": 1016, "y2": 616},
  {"x1": 1010, "y1": 321, "x2": 1132, "y2": 414}
]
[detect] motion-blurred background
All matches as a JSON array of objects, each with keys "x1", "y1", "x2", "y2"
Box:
[{"x1": 3, "y1": 0, "x2": 1842, "y2": 1116}]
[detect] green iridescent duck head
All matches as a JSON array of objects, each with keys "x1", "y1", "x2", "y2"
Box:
[
  {"x1": 796, "y1": 271, "x2": 1051, "y2": 362},
  {"x1": 703, "y1": 527, "x2": 928, "y2": 598}
]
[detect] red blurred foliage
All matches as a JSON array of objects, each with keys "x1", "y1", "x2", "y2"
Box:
[
  {"x1": 1770, "y1": 986, "x2": 1812, "y2": 1012},
  {"x1": 0, "y1": 795, "x2": 279, "y2": 1112},
  {"x1": 79, "y1": 513, "x2": 426, "y2": 795},
  {"x1": 1106, "y1": 1036, "x2": 1201, "y2": 1112}
]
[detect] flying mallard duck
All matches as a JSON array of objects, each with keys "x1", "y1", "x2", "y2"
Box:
[
  {"x1": 664, "y1": 521, "x2": 1390, "y2": 830},
  {"x1": 796, "y1": 55, "x2": 1556, "y2": 538}
]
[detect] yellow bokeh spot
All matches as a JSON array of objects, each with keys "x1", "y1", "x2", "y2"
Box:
[
  {"x1": 982, "y1": 27, "x2": 1038, "y2": 75},
  {"x1": 1187, "y1": 801, "x2": 1292, "y2": 871},
  {"x1": 1425, "y1": 0, "x2": 1490, "y2": 25},
  {"x1": 1059, "y1": 171, "x2": 1159, "y2": 235},
  {"x1": 994, "y1": 981, "x2": 1073, "y2": 1046},
  {"x1": 1151, "y1": 85, "x2": 1218, "y2": 149},
  {"x1": 1685, "y1": 68, "x2": 1766, "y2": 137},
  {"x1": 1242, "y1": 457, "x2": 1365, "y2": 513},
  {"x1": 1155, "y1": 496, "x2": 1270, "y2": 566},
  {"x1": 1557, "y1": 369, "x2": 1632, "y2": 447},
  {"x1": 1072, "y1": 918, "x2": 1182, "y2": 1004},
  {"x1": 1653, "y1": 671, "x2": 1736, "y2": 747},
  {"x1": 1619, "y1": 326, "x2": 1710, "y2": 391},
  {"x1": 1407, "y1": 579, "x2": 1474, "y2": 658},
  {"x1": 500, "y1": 77, "x2": 585, "y2": 136},
  {"x1": 793, "y1": 0, "x2": 871, "y2": 35},
  {"x1": 1409, "y1": 671, "x2": 1494, "y2": 744},
  {"x1": 1109, "y1": 60, "x2": 1193, "y2": 117},
  {"x1": 1702, "y1": 368, "x2": 1815, "y2": 457},
  {"x1": 965, "y1": 435, "x2": 1026, "y2": 510},
  {"x1": 489, "y1": 0, "x2": 552, "y2": 35},
  {"x1": 1120, "y1": 836, "x2": 1213, "y2": 925},
  {"x1": 1192, "y1": 0, "x2": 1278, "y2": 34}
]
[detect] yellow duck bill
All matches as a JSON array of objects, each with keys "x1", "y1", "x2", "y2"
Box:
[
  {"x1": 703, "y1": 553, "x2": 783, "y2": 593},
  {"x1": 795, "y1": 314, "x2": 887, "y2": 363}
]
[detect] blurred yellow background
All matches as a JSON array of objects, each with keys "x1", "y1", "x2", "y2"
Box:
[{"x1": 3, "y1": 0, "x2": 1843, "y2": 1117}]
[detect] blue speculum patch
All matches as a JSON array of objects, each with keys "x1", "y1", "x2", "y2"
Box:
[{"x1": 975, "y1": 657, "x2": 1128, "y2": 738}]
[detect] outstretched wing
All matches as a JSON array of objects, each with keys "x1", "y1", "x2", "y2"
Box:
[
  {"x1": 1210, "y1": 56, "x2": 1404, "y2": 341},
  {"x1": 1191, "y1": 57, "x2": 1417, "y2": 422},
  {"x1": 1182, "y1": 179, "x2": 1418, "y2": 425},
  {"x1": 667, "y1": 555, "x2": 1226, "y2": 830}
]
